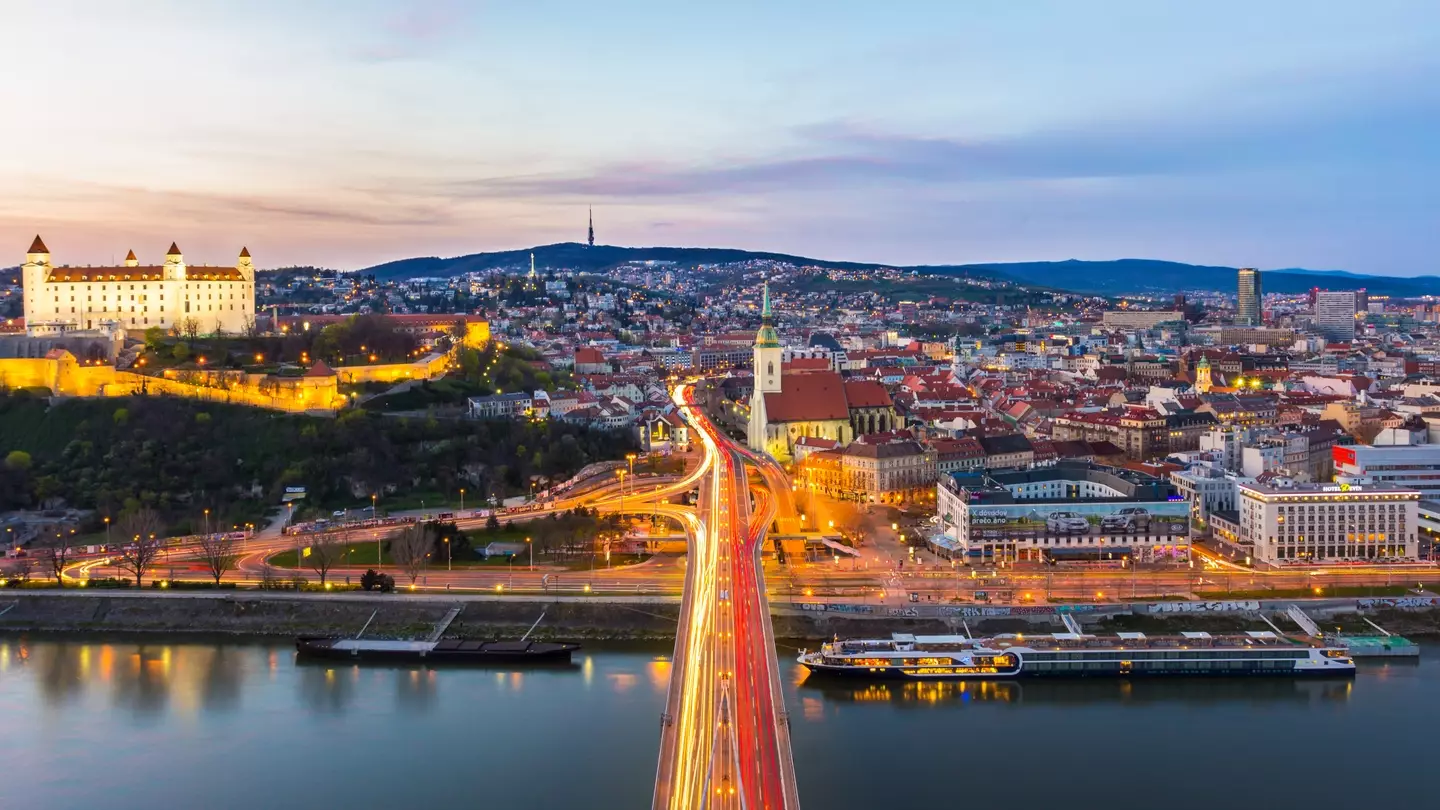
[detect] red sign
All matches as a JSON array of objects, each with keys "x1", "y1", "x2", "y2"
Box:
[{"x1": 1333, "y1": 446, "x2": 1356, "y2": 467}]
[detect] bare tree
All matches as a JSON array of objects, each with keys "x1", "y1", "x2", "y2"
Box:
[
  {"x1": 115, "y1": 508, "x2": 165, "y2": 587},
  {"x1": 40, "y1": 532, "x2": 75, "y2": 585},
  {"x1": 8, "y1": 555, "x2": 35, "y2": 584},
  {"x1": 305, "y1": 534, "x2": 344, "y2": 586},
  {"x1": 179, "y1": 317, "x2": 201, "y2": 341},
  {"x1": 196, "y1": 531, "x2": 240, "y2": 585},
  {"x1": 390, "y1": 524, "x2": 430, "y2": 584}
]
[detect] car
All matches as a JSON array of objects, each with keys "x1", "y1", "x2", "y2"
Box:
[
  {"x1": 1046, "y1": 511, "x2": 1090, "y2": 534},
  {"x1": 332, "y1": 510, "x2": 346, "y2": 518},
  {"x1": 1101, "y1": 507, "x2": 1151, "y2": 533}
]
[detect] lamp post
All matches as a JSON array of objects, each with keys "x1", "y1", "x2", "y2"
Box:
[
  {"x1": 444, "y1": 537, "x2": 451, "y2": 572},
  {"x1": 204, "y1": 508, "x2": 210, "y2": 536},
  {"x1": 104, "y1": 516, "x2": 111, "y2": 549},
  {"x1": 527, "y1": 536, "x2": 533, "y2": 571},
  {"x1": 460, "y1": 488, "x2": 466, "y2": 515}
]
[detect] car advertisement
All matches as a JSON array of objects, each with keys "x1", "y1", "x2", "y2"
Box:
[{"x1": 967, "y1": 501, "x2": 1190, "y2": 538}]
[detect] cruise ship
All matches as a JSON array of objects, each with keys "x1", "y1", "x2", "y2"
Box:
[{"x1": 798, "y1": 631, "x2": 1355, "y2": 680}]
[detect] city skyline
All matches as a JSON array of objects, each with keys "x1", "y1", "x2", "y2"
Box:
[{"x1": 4, "y1": 2, "x2": 1440, "y2": 274}]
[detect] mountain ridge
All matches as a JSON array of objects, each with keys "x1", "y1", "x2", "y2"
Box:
[{"x1": 357, "y1": 245, "x2": 1437, "y2": 297}]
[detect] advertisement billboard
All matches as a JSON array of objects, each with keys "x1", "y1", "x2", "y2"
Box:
[{"x1": 966, "y1": 500, "x2": 1190, "y2": 540}]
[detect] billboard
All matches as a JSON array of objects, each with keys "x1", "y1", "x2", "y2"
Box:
[{"x1": 966, "y1": 500, "x2": 1190, "y2": 540}]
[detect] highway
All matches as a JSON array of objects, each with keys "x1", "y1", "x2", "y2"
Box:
[{"x1": 653, "y1": 384, "x2": 800, "y2": 810}]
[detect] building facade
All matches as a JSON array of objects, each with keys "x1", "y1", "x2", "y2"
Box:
[
  {"x1": 1239, "y1": 482, "x2": 1420, "y2": 564},
  {"x1": 1236, "y1": 267, "x2": 1262, "y2": 326},
  {"x1": 1334, "y1": 444, "x2": 1440, "y2": 501},
  {"x1": 1315, "y1": 290, "x2": 1358, "y2": 342},
  {"x1": 936, "y1": 462, "x2": 1191, "y2": 564},
  {"x1": 21, "y1": 236, "x2": 256, "y2": 335}
]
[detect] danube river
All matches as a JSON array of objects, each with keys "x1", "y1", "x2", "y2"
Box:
[{"x1": 1, "y1": 638, "x2": 1434, "y2": 809}]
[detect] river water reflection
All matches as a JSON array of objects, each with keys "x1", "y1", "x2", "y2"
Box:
[{"x1": 0, "y1": 638, "x2": 1435, "y2": 809}]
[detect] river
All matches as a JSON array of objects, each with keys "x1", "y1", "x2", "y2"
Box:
[{"x1": 0, "y1": 637, "x2": 1434, "y2": 809}]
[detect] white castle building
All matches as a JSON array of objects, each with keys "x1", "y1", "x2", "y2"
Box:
[{"x1": 20, "y1": 235, "x2": 256, "y2": 336}]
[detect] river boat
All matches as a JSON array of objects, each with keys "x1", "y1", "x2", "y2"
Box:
[{"x1": 798, "y1": 631, "x2": 1355, "y2": 680}]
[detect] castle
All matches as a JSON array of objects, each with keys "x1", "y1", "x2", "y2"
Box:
[{"x1": 21, "y1": 236, "x2": 256, "y2": 336}]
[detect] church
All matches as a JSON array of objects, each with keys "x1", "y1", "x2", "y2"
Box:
[
  {"x1": 747, "y1": 284, "x2": 897, "y2": 461},
  {"x1": 20, "y1": 236, "x2": 257, "y2": 336}
]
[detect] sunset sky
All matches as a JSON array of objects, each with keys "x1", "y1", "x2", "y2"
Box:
[{"x1": 3, "y1": 1, "x2": 1438, "y2": 275}]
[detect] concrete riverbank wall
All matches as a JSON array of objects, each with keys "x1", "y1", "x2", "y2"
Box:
[{"x1": 2, "y1": 591, "x2": 1439, "y2": 641}]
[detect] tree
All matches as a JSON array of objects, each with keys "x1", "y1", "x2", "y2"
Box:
[
  {"x1": 171, "y1": 342, "x2": 191, "y2": 362},
  {"x1": 196, "y1": 530, "x2": 240, "y2": 585},
  {"x1": 39, "y1": 532, "x2": 74, "y2": 585},
  {"x1": 390, "y1": 523, "x2": 430, "y2": 584},
  {"x1": 179, "y1": 317, "x2": 201, "y2": 341},
  {"x1": 4, "y1": 450, "x2": 31, "y2": 471},
  {"x1": 305, "y1": 534, "x2": 344, "y2": 586},
  {"x1": 115, "y1": 508, "x2": 165, "y2": 587},
  {"x1": 143, "y1": 326, "x2": 166, "y2": 351}
]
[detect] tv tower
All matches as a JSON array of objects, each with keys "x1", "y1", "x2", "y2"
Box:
[{"x1": 587, "y1": 206, "x2": 595, "y2": 247}]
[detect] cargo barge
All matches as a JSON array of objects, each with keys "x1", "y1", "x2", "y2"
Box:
[{"x1": 295, "y1": 637, "x2": 580, "y2": 663}]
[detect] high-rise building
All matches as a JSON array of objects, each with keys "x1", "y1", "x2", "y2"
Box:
[
  {"x1": 587, "y1": 207, "x2": 595, "y2": 247},
  {"x1": 1315, "y1": 290, "x2": 1357, "y2": 342},
  {"x1": 1239, "y1": 481, "x2": 1420, "y2": 563},
  {"x1": 1236, "y1": 267, "x2": 1261, "y2": 325}
]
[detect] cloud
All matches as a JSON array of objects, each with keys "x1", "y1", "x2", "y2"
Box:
[
  {"x1": 440, "y1": 62, "x2": 1440, "y2": 202},
  {"x1": 352, "y1": 1, "x2": 475, "y2": 62}
]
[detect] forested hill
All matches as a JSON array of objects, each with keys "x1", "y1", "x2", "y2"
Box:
[
  {"x1": 0, "y1": 393, "x2": 637, "y2": 533},
  {"x1": 357, "y1": 245, "x2": 1431, "y2": 296}
]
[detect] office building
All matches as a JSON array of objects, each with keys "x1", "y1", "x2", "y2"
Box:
[
  {"x1": 1315, "y1": 290, "x2": 1357, "y2": 342},
  {"x1": 1334, "y1": 445, "x2": 1440, "y2": 500},
  {"x1": 1236, "y1": 267, "x2": 1262, "y2": 326}
]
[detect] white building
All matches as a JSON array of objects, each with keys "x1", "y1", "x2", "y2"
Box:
[
  {"x1": 1169, "y1": 465, "x2": 1248, "y2": 523},
  {"x1": 1334, "y1": 444, "x2": 1440, "y2": 501},
  {"x1": 21, "y1": 236, "x2": 256, "y2": 335},
  {"x1": 1239, "y1": 481, "x2": 1420, "y2": 564}
]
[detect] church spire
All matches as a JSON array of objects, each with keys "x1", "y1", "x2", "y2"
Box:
[{"x1": 754, "y1": 281, "x2": 779, "y2": 348}]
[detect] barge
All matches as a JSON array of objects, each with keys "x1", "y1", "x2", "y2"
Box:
[
  {"x1": 799, "y1": 631, "x2": 1355, "y2": 680},
  {"x1": 296, "y1": 637, "x2": 580, "y2": 663}
]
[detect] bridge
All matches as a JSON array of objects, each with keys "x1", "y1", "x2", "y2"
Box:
[{"x1": 653, "y1": 384, "x2": 801, "y2": 810}]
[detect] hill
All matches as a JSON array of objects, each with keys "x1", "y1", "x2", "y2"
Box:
[
  {"x1": 947, "y1": 259, "x2": 1440, "y2": 296},
  {"x1": 362, "y1": 243, "x2": 904, "y2": 280},
  {"x1": 358, "y1": 245, "x2": 1436, "y2": 297}
]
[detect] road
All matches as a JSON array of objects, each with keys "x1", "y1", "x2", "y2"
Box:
[{"x1": 653, "y1": 384, "x2": 800, "y2": 810}]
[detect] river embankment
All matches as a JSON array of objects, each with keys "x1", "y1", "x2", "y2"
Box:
[{"x1": 3, "y1": 590, "x2": 1438, "y2": 641}]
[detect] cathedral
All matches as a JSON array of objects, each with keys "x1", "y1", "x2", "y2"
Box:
[
  {"x1": 20, "y1": 236, "x2": 257, "y2": 336},
  {"x1": 747, "y1": 283, "x2": 897, "y2": 461}
]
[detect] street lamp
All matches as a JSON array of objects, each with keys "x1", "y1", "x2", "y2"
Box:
[
  {"x1": 460, "y1": 488, "x2": 466, "y2": 514},
  {"x1": 444, "y1": 537, "x2": 451, "y2": 572},
  {"x1": 204, "y1": 508, "x2": 210, "y2": 536},
  {"x1": 527, "y1": 536, "x2": 533, "y2": 571}
]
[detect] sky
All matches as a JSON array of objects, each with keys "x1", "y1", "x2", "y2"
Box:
[{"x1": 2, "y1": 0, "x2": 1439, "y2": 275}]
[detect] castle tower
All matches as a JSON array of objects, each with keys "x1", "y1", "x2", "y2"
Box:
[
  {"x1": 748, "y1": 282, "x2": 783, "y2": 453},
  {"x1": 21, "y1": 235, "x2": 51, "y2": 327},
  {"x1": 238, "y1": 246, "x2": 254, "y2": 280},
  {"x1": 163, "y1": 241, "x2": 186, "y2": 280},
  {"x1": 1195, "y1": 355, "x2": 1213, "y2": 394},
  {"x1": 124, "y1": 249, "x2": 139, "y2": 268}
]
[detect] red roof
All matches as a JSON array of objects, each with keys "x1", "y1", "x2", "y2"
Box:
[
  {"x1": 28, "y1": 235, "x2": 48, "y2": 253},
  {"x1": 763, "y1": 372, "x2": 850, "y2": 422},
  {"x1": 842, "y1": 380, "x2": 892, "y2": 408},
  {"x1": 304, "y1": 360, "x2": 336, "y2": 378},
  {"x1": 575, "y1": 347, "x2": 606, "y2": 365}
]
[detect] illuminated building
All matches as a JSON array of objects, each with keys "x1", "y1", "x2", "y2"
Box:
[
  {"x1": 1239, "y1": 481, "x2": 1419, "y2": 564},
  {"x1": 21, "y1": 236, "x2": 255, "y2": 335},
  {"x1": 1236, "y1": 267, "x2": 1261, "y2": 326}
]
